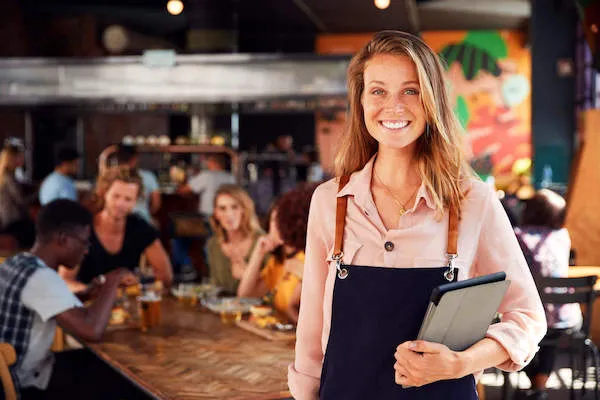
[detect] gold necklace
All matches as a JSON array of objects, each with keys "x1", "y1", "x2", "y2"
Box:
[{"x1": 373, "y1": 169, "x2": 421, "y2": 216}]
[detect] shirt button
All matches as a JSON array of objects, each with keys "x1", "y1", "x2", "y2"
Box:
[{"x1": 384, "y1": 241, "x2": 394, "y2": 252}]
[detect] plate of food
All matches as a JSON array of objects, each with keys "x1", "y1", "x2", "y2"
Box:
[
  {"x1": 236, "y1": 309, "x2": 296, "y2": 341},
  {"x1": 202, "y1": 297, "x2": 262, "y2": 314}
]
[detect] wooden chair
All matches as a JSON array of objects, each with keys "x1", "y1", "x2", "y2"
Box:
[
  {"x1": 0, "y1": 343, "x2": 17, "y2": 400},
  {"x1": 477, "y1": 380, "x2": 486, "y2": 400},
  {"x1": 51, "y1": 327, "x2": 66, "y2": 353}
]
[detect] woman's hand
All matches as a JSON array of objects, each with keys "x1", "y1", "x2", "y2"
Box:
[
  {"x1": 394, "y1": 340, "x2": 466, "y2": 387},
  {"x1": 257, "y1": 234, "x2": 283, "y2": 256}
]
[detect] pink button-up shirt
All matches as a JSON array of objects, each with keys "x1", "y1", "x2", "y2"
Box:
[{"x1": 288, "y1": 156, "x2": 547, "y2": 400}]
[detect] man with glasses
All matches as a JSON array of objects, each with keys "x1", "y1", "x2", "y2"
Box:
[{"x1": 0, "y1": 199, "x2": 141, "y2": 399}]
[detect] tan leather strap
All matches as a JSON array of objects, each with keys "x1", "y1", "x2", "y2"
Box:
[
  {"x1": 334, "y1": 174, "x2": 459, "y2": 259},
  {"x1": 333, "y1": 175, "x2": 351, "y2": 258},
  {"x1": 447, "y1": 206, "x2": 459, "y2": 256}
]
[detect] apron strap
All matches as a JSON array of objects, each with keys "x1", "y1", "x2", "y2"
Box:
[
  {"x1": 333, "y1": 173, "x2": 459, "y2": 281},
  {"x1": 445, "y1": 206, "x2": 459, "y2": 281},
  {"x1": 447, "y1": 207, "x2": 458, "y2": 256},
  {"x1": 333, "y1": 175, "x2": 351, "y2": 260}
]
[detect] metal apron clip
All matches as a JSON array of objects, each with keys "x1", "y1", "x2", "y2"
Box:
[
  {"x1": 333, "y1": 252, "x2": 348, "y2": 279},
  {"x1": 444, "y1": 253, "x2": 457, "y2": 281}
]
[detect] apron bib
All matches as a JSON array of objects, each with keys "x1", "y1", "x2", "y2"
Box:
[{"x1": 319, "y1": 175, "x2": 478, "y2": 400}]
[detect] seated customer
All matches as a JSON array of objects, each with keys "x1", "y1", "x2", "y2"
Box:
[
  {"x1": 206, "y1": 184, "x2": 264, "y2": 294},
  {"x1": 516, "y1": 189, "x2": 583, "y2": 400},
  {"x1": 60, "y1": 167, "x2": 172, "y2": 292},
  {"x1": 113, "y1": 144, "x2": 161, "y2": 224},
  {"x1": 0, "y1": 199, "x2": 139, "y2": 399},
  {"x1": 0, "y1": 143, "x2": 35, "y2": 248},
  {"x1": 38, "y1": 147, "x2": 79, "y2": 205},
  {"x1": 237, "y1": 184, "x2": 316, "y2": 324}
]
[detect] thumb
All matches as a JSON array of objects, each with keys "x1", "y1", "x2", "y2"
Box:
[{"x1": 404, "y1": 340, "x2": 445, "y2": 354}]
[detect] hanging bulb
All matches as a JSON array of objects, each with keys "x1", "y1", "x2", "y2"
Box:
[
  {"x1": 374, "y1": 0, "x2": 390, "y2": 10},
  {"x1": 167, "y1": 0, "x2": 184, "y2": 16}
]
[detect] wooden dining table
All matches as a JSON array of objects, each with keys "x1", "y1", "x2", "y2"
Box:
[{"x1": 82, "y1": 298, "x2": 295, "y2": 400}]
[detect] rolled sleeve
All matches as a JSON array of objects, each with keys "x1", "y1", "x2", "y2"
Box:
[
  {"x1": 288, "y1": 185, "x2": 330, "y2": 400},
  {"x1": 474, "y1": 188, "x2": 547, "y2": 371},
  {"x1": 288, "y1": 363, "x2": 320, "y2": 400}
]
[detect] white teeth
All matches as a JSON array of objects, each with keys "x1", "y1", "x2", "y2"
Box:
[{"x1": 381, "y1": 120, "x2": 409, "y2": 129}]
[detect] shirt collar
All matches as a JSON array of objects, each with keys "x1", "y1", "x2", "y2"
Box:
[{"x1": 336, "y1": 154, "x2": 436, "y2": 212}]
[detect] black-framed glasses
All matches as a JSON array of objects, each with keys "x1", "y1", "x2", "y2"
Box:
[{"x1": 66, "y1": 233, "x2": 91, "y2": 249}]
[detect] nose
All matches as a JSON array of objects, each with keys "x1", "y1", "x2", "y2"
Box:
[{"x1": 384, "y1": 95, "x2": 406, "y2": 113}]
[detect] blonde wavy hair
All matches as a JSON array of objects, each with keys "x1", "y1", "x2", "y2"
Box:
[
  {"x1": 94, "y1": 165, "x2": 143, "y2": 210},
  {"x1": 0, "y1": 146, "x2": 23, "y2": 186},
  {"x1": 210, "y1": 184, "x2": 261, "y2": 242},
  {"x1": 335, "y1": 30, "x2": 472, "y2": 217}
]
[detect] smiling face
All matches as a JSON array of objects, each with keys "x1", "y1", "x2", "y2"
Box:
[
  {"x1": 103, "y1": 180, "x2": 140, "y2": 220},
  {"x1": 361, "y1": 54, "x2": 427, "y2": 154}
]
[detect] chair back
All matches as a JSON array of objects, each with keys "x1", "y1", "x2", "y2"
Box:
[
  {"x1": 536, "y1": 275, "x2": 598, "y2": 335},
  {"x1": 0, "y1": 343, "x2": 17, "y2": 400}
]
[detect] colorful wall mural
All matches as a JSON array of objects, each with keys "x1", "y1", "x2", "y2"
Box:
[
  {"x1": 423, "y1": 31, "x2": 531, "y2": 178},
  {"x1": 316, "y1": 31, "x2": 532, "y2": 178}
]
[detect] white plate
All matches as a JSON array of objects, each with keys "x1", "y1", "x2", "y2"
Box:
[{"x1": 202, "y1": 297, "x2": 262, "y2": 314}]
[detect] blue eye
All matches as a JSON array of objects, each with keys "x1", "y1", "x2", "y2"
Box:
[
  {"x1": 371, "y1": 88, "x2": 385, "y2": 95},
  {"x1": 404, "y1": 88, "x2": 419, "y2": 95}
]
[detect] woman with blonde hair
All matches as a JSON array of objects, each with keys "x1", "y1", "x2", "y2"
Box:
[
  {"x1": 0, "y1": 143, "x2": 35, "y2": 248},
  {"x1": 205, "y1": 184, "x2": 264, "y2": 294},
  {"x1": 289, "y1": 31, "x2": 546, "y2": 399},
  {"x1": 60, "y1": 166, "x2": 172, "y2": 292}
]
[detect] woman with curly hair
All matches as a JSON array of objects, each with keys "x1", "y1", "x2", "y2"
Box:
[{"x1": 237, "y1": 184, "x2": 317, "y2": 324}]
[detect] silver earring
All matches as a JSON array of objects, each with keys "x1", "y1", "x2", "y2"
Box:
[{"x1": 425, "y1": 123, "x2": 430, "y2": 137}]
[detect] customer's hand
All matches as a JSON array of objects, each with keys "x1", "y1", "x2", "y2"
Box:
[
  {"x1": 257, "y1": 235, "x2": 283, "y2": 256},
  {"x1": 104, "y1": 268, "x2": 138, "y2": 287},
  {"x1": 393, "y1": 340, "x2": 465, "y2": 387}
]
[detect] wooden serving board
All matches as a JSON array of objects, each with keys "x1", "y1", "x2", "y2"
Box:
[{"x1": 236, "y1": 320, "x2": 296, "y2": 342}]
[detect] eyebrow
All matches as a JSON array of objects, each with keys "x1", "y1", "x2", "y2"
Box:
[{"x1": 366, "y1": 80, "x2": 420, "y2": 86}]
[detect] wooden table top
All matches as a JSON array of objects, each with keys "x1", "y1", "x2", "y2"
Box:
[{"x1": 83, "y1": 298, "x2": 294, "y2": 400}]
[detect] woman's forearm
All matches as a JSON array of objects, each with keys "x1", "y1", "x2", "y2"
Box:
[
  {"x1": 458, "y1": 338, "x2": 510, "y2": 377},
  {"x1": 237, "y1": 246, "x2": 266, "y2": 297}
]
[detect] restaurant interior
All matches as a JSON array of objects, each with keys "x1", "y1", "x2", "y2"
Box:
[{"x1": 0, "y1": 0, "x2": 599, "y2": 399}]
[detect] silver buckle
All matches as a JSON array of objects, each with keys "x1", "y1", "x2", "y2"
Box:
[
  {"x1": 333, "y1": 252, "x2": 348, "y2": 280},
  {"x1": 444, "y1": 253, "x2": 457, "y2": 281}
]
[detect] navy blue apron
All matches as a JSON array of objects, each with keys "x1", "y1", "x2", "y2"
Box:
[{"x1": 319, "y1": 176, "x2": 478, "y2": 400}]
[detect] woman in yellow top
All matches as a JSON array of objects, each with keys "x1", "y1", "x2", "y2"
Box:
[{"x1": 238, "y1": 184, "x2": 317, "y2": 323}]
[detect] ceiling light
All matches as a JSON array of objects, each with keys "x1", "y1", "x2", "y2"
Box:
[
  {"x1": 167, "y1": 0, "x2": 184, "y2": 16},
  {"x1": 374, "y1": 0, "x2": 390, "y2": 10}
]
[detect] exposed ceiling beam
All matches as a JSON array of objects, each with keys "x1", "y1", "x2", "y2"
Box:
[
  {"x1": 418, "y1": 0, "x2": 531, "y2": 18},
  {"x1": 404, "y1": 0, "x2": 420, "y2": 34},
  {"x1": 290, "y1": 0, "x2": 328, "y2": 32}
]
